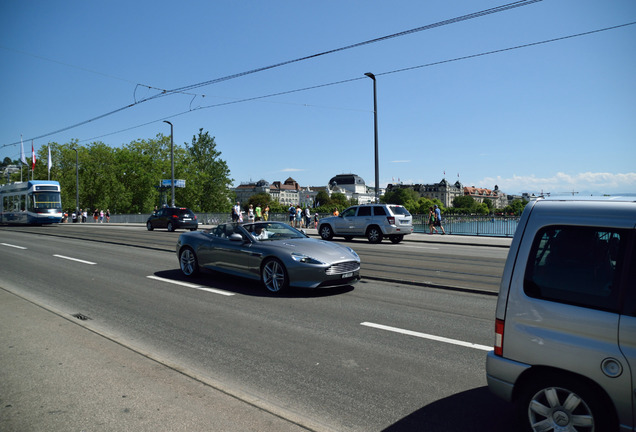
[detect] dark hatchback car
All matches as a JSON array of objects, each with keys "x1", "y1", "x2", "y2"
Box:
[{"x1": 147, "y1": 207, "x2": 198, "y2": 232}]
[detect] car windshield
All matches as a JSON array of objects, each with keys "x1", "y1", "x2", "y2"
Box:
[{"x1": 242, "y1": 222, "x2": 306, "y2": 241}]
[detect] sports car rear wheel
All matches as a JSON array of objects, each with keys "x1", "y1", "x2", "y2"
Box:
[
  {"x1": 179, "y1": 247, "x2": 199, "y2": 276},
  {"x1": 261, "y1": 258, "x2": 288, "y2": 293}
]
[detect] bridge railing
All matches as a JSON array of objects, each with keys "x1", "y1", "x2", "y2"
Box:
[{"x1": 108, "y1": 212, "x2": 520, "y2": 237}]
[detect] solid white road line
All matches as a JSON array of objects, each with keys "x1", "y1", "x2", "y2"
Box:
[
  {"x1": 1, "y1": 243, "x2": 27, "y2": 249},
  {"x1": 361, "y1": 321, "x2": 492, "y2": 351},
  {"x1": 53, "y1": 254, "x2": 97, "y2": 265},
  {"x1": 147, "y1": 275, "x2": 235, "y2": 296}
]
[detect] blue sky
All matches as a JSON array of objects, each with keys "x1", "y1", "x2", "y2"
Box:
[{"x1": 1, "y1": 0, "x2": 635, "y2": 196}]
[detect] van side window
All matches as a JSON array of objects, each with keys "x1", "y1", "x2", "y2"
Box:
[
  {"x1": 357, "y1": 207, "x2": 371, "y2": 216},
  {"x1": 524, "y1": 226, "x2": 625, "y2": 313},
  {"x1": 372, "y1": 206, "x2": 387, "y2": 216}
]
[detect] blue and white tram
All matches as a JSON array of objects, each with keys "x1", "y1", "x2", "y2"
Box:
[{"x1": 0, "y1": 180, "x2": 63, "y2": 225}]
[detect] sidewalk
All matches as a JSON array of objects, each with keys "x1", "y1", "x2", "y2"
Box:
[
  {"x1": 0, "y1": 289, "x2": 314, "y2": 432},
  {"x1": 299, "y1": 227, "x2": 512, "y2": 248}
]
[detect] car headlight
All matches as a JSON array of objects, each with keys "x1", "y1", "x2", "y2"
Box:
[
  {"x1": 291, "y1": 253, "x2": 325, "y2": 265},
  {"x1": 345, "y1": 247, "x2": 360, "y2": 260}
]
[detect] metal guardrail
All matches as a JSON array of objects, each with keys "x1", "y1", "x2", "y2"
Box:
[
  {"x1": 411, "y1": 214, "x2": 519, "y2": 237},
  {"x1": 106, "y1": 213, "x2": 520, "y2": 237}
]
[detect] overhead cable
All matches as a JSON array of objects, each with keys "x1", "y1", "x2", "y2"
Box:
[{"x1": 1, "y1": 0, "x2": 543, "y2": 148}]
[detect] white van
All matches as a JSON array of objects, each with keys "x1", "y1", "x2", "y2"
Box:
[{"x1": 486, "y1": 197, "x2": 636, "y2": 432}]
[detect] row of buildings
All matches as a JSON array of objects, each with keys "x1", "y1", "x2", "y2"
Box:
[{"x1": 233, "y1": 174, "x2": 520, "y2": 209}]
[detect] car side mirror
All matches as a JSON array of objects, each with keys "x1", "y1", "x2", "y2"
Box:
[{"x1": 229, "y1": 233, "x2": 243, "y2": 242}]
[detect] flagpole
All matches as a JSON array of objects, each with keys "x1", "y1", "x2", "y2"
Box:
[
  {"x1": 20, "y1": 134, "x2": 26, "y2": 182},
  {"x1": 31, "y1": 140, "x2": 36, "y2": 181}
]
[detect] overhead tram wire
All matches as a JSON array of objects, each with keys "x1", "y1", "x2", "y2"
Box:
[
  {"x1": 1, "y1": 0, "x2": 543, "y2": 149},
  {"x1": 75, "y1": 21, "x2": 636, "y2": 145},
  {"x1": 146, "y1": 0, "x2": 544, "y2": 98}
]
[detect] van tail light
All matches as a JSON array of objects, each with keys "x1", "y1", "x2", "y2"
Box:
[
  {"x1": 387, "y1": 216, "x2": 395, "y2": 225},
  {"x1": 494, "y1": 318, "x2": 504, "y2": 356},
  {"x1": 172, "y1": 215, "x2": 179, "y2": 218}
]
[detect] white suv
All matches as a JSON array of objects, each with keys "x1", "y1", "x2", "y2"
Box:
[
  {"x1": 317, "y1": 204, "x2": 413, "y2": 243},
  {"x1": 486, "y1": 197, "x2": 636, "y2": 432}
]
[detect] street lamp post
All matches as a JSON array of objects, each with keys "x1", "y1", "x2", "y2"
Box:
[
  {"x1": 73, "y1": 147, "x2": 79, "y2": 216},
  {"x1": 163, "y1": 121, "x2": 175, "y2": 207},
  {"x1": 364, "y1": 72, "x2": 379, "y2": 203}
]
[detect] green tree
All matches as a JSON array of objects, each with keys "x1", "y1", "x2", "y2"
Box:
[
  {"x1": 315, "y1": 190, "x2": 331, "y2": 207},
  {"x1": 247, "y1": 193, "x2": 271, "y2": 210},
  {"x1": 121, "y1": 136, "x2": 168, "y2": 212},
  {"x1": 330, "y1": 193, "x2": 349, "y2": 209},
  {"x1": 183, "y1": 129, "x2": 233, "y2": 212},
  {"x1": 382, "y1": 187, "x2": 419, "y2": 205},
  {"x1": 504, "y1": 199, "x2": 528, "y2": 216},
  {"x1": 453, "y1": 195, "x2": 476, "y2": 209}
]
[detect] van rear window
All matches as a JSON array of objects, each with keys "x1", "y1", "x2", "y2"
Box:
[
  {"x1": 389, "y1": 206, "x2": 410, "y2": 216},
  {"x1": 524, "y1": 226, "x2": 626, "y2": 313}
]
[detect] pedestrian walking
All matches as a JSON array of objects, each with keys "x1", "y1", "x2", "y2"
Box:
[
  {"x1": 428, "y1": 207, "x2": 438, "y2": 234},
  {"x1": 232, "y1": 202, "x2": 241, "y2": 223},
  {"x1": 434, "y1": 205, "x2": 446, "y2": 234},
  {"x1": 304, "y1": 207, "x2": 311, "y2": 228},
  {"x1": 247, "y1": 204, "x2": 255, "y2": 222}
]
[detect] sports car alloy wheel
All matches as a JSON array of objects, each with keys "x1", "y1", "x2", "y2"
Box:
[
  {"x1": 261, "y1": 258, "x2": 288, "y2": 293},
  {"x1": 179, "y1": 248, "x2": 199, "y2": 276}
]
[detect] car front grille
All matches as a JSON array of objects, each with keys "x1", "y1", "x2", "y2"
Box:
[{"x1": 325, "y1": 261, "x2": 360, "y2": 275}]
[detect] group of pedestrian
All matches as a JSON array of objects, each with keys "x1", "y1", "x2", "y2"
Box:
[
  {"x1": 427, "y1": 204, "x2": 446, "y2": 234},
  {"x1": 92, "y1": 208, "x2": 109, "y2": 223},
  {"x1": 288, "y1": 205, "x2": 316, "y2": 229},
  {"x1": 232, "y1": 202, "x2": 270, "y2": 223},
  {"x1": 65, "y1": 208, "x2": 110, "y2": 223}
]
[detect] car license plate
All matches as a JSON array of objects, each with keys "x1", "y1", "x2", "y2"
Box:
[
  {"x1": 183, "y1": 218, "x2": 191, "y2": 221},
  {"x1": 342, "y1": 272, "x2": 353, "y2": 278}
]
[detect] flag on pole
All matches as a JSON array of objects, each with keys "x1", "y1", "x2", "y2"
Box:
[
  {"x1": 31, "y1": 141, "x2": 36, "y2": 171},
  {"x1": 48, "y1": 145, "x2": 52, "y2": 179},
  {"x1": 20, "y1": 135, "x2": 27, "y2": 165}
]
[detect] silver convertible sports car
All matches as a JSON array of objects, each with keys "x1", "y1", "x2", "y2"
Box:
[{"x1": 176, "y1": 221, "x2": 361, "y2": 293}]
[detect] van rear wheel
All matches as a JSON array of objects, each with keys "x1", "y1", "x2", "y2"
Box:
[{"x1": 516, "y1": 373, "x2": 617, "y2": 432}]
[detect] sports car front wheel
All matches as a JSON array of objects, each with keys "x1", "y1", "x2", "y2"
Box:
[
  {"x1": 261, "y1": 258, "x2": 288, "y2": 293},
  {"x1": 179, "y1": 247, "x2": 199, "y2": 276}
]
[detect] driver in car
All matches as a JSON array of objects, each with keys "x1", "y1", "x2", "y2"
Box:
[{"x1": 251, "y1": 225, "x2": 269, "y2": 240}]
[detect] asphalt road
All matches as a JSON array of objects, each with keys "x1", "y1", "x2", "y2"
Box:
[
  {"x1": 1, "y1": 223, "x2": 509, "y2": 293},
  {"x1": 0, "y1": 225, "x2": 516, "y2": 431}
]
